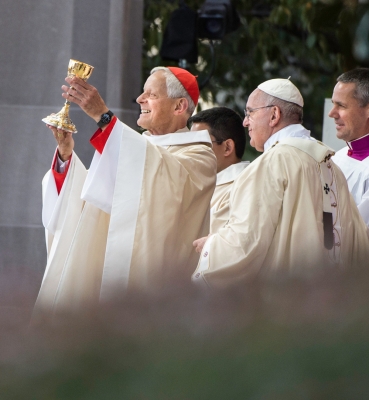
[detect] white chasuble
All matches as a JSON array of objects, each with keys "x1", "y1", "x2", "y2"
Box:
[
  {"x1": 332, "y1": 147, "x2": 369, "y2": 227},
  {"x1": 35, "y1": 122, "x2": 216, "y2": 313},
  {"x1": 193, "y1": 134, "x2": 369, "y2": 289},
  {"x1": 210, "y1": 161, "x2": 250, "y2": 234}
]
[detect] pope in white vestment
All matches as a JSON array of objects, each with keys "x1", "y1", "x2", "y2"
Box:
[
  {"x1": 35, "y1": 67, "x2": 216, "y2": 314},
  {"x1": 193, "y1": 79, "x2": 369, "y2": 289}
]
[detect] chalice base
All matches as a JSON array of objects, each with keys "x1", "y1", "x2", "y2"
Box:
[{"x1": 42, "y1": 103, "x2": 77, "y2": 134}]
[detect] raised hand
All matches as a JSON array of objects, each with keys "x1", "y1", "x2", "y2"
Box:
[{"x1": 62, "y1": 76, "x2": 109, "y2": 123}]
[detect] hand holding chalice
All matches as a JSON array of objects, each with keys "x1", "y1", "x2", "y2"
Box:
[{"x1": 42, "y1": 59, "x2": 94, "y2": 134}]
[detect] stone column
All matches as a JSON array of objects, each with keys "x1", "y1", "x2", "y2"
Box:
[{"x1": 0, "y1": 0, "x2": 143, "y2": 304}]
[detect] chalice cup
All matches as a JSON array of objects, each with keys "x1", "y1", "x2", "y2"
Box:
[{"x1": 42, "y1": 59, "x2": 94, "y2": 133}]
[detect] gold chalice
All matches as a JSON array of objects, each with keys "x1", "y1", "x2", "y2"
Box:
[{"x1": 42, "y1": 59, "x2": 94, "y2": 133}]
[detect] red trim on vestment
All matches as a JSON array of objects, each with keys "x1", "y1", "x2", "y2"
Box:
[
  {"x1": 90, "y1": 116, "x2": 118, "y2": 154},
  {"x1": 51, "y1": 151, "x2": 72, "y2": 195}
]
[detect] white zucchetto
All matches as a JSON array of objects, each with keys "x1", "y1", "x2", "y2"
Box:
[{"x1": 258, "y1": 78, "x2": 304, "y2": 107}]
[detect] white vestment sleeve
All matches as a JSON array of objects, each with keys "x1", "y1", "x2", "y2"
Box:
[
  {"x1": 77, "y1": 119, "x2": 147, "y2": 297},
  {"x1": 100, "y1": 126, "x2": 147, "y2": 296},
  {"x1": 42, "y1": 170, "x2": 59, "y2": 233},
  {"x1": 39, "y1": 151, "x2": 88, "y2": 285},
  {"x1": 42, "y1": 150, "x2": 84, "y2": 235},
  {"x1": 192, "y1": 235, "x2": 214, "y2": 289},
  {"x1": 42, "y1": 170, "x2": 59, "y2": 253},
  {"x1": 81, "y1": 122, "x2": 124, "y2": 214}
]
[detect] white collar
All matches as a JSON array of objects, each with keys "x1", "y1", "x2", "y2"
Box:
[
  {"x1": 264, "y1": 124, "x2": 313, "y2": 152},
  {"x1": 216, "y1": 161, "x2": 250, "y2": 185},
  {"x1": 142, "y1": 128, "x2": 211, "y2": 147}
]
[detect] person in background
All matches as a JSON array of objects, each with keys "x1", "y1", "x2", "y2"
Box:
[
  {"x1": 188, "y1": 107, "x2": 249, "y2": 233},
  {"x1": 329, "y1": 68, "x2": 369, "y2": 227}
]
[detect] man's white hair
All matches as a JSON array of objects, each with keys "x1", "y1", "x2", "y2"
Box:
[{"x1": 151, "y1": 66, "x2": 196, "y2": 115}]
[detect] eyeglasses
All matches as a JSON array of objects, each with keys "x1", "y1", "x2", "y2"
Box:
[
  {"x1": 244, "y1": 105, "x2": 275, "y2": 119},
  {"x1": 211, "y1": 140, "x2": 223, "y2": 145}
]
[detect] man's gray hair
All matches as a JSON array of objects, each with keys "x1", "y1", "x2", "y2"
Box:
[
  {"x1": 337, "y1": 68, "x2": 369, "y2": 107},
  {"x1": 151, "y1": 67, "x2": 196, "y2": 115},
  {"x1": 259, "y1": 91, "x2": 303, "y2": 124}
]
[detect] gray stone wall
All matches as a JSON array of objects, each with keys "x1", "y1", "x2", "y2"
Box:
[{"x1": 0, "y1": 0, "x2": 143, "y2": 305}]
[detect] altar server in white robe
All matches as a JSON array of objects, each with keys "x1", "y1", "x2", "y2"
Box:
[
  {"x1": 188, "y1": 107, "x2": 249, "y2": 233},
  {"x1": 192, "y1": 79, "x2": 369, "y2": 289},
  {"x1": 35, "y1": 67, "x2": 216, "y2": 314},
  {"x1": 329, "y1": 68, "x2": 369, "y2": 227}
]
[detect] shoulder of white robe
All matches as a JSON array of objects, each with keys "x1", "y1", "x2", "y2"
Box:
[
  {"x1": 144, "y1": 130, "x2": 212, "y2": 147},
  {"x1": 332, "y1": 146, "x2": 349, "y2": 158},
  {"x1": 278, "y1": 137, "x2": 334, "y2": 163},
  {"x1": 333, "y1": 148, "x2": 368, "y2": 170},
  {"x1": 216, "y1": 161, "x2": 250, "y2": 185}
]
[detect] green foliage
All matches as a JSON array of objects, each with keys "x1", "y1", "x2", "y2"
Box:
[{"x1": 143, "y1": 0, "x2": 369, "y2": 161}]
